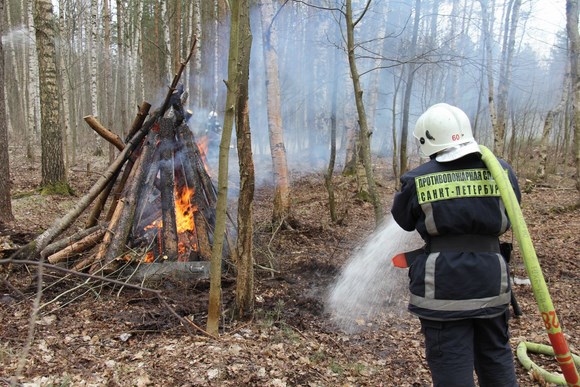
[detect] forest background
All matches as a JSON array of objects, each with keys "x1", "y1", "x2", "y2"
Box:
[{"x1": 0, "y1": 0, "x2": 579, "y2": 385}]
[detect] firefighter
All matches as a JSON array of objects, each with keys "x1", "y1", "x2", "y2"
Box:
[{"x1": 390, "y1": 103, "x2": 520, "y2": 386}]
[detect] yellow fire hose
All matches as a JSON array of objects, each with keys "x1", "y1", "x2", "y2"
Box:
[{"x1": 480, "y1": 145, "x2": 580, "y2": 386}]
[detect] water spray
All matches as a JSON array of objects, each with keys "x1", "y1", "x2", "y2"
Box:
[{"x1": 480, "y1": 145, "x2": 580, "y2": 386}]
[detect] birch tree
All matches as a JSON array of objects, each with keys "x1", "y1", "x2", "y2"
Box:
[
  {"x1": 26, "y1": 0, "x2": 40, "y2": 159},
  {"x1": 161, "y1": 0, "x2": 172, "y2": 84},
  {"x1": 90, "y1": 0, "x2": 102, "y2": 155},
  {"x1": 34, "y1": 0, "x2": 69, "y2": 193},
  {"x1": 103, "y1": 0, "x2": 114, "y2": 163},
  {"x1": 116, "y1": 0, "x2": 128, "y2": 137},
  {"x1": 0, "y1": 0, "x2": 14, "y2": 224}
]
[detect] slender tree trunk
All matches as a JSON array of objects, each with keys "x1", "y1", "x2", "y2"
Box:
[
  {"x1": 536, "y1": 65, "x2": 570, "y2": 182},
  {"x1": 57, "y1": 0, "x2": 72, "y2": 167},
  {"x1": 260, "y1": 0, "x2": 291, "y2": 226},
  {"x1": 161, "y1": 0, "x2": 172, "y2": 85},
  {"x1": 207, "y1": 0, "x2": 241, "y2": 337},
  {"x1": 116, "y1": 0, "x2": 128, "y2": 138},
  {"x1": 103, "y1": 0, "x2": 114, "y2": 164},
  {"x1": 27, "y1": 0, "x2": 40, "y2": 159},
  {"x1": 234, "y1": 0, "x2": 255, "y2": 319},
  {"x1": 192, "y1": 0, "x2": 203, "y2": 109},
  {"x1": 399, "y1": 0, "x2": 421, "y2": 178},
  {"x1": 0, "y1": 0, "x2": 14, "y2": 224},
  {"x1": 495, "y1": 0, "x2": 521, "y2": 158},
  {"x1": 479, "y1": 0, "x2": 499, "y2": 153},
  {"x1": 345, "y1": 0, "x2": 384, "y2": 225},
  {"x1": 90, "y1": 0, "x2": 103, "y2": 155}
]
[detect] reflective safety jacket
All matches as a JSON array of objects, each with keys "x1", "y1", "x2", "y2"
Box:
[{"x1": 391, "y1": 153, "x2": 521, "y2": 321}]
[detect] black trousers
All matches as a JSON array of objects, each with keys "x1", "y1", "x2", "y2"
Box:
[{"x1": 419, "y1": 310, "x2": 518, "y2": 387}]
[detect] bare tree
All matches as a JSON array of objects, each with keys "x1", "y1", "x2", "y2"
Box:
[
  {"x1": 399, "y1": 0, "x2": 421, "y2": 178},
  {"x1": 0, "y1": 0, "x2": 14, "y2": 224},
  {"x1": 345, "y1": 0, "x2": 384, "y2": 226},
  {"x1": 207, "y1": 0, "x2": 241, "y2": 336}
]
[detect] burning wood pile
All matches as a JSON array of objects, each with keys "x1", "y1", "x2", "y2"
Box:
[{"x1": 39, "y1": 86, "x2": 228, "y2": 280}]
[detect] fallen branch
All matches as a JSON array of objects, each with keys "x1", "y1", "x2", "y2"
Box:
[
  {"x1": 47, "y1": 228, "x2": 106, "y2": 264},
  {"x1": 84, "y1": 115, "x2": 125, "y2": 151},
  {"x1": 40, "y1": 224, "x2": 105, "y2": 259}
]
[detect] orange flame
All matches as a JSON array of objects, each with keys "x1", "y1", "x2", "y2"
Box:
[
  {"x1": 175, "y1": 185, "x2": 195, "y2": 233},
  {"x1": 142, "y1": 184, "x2": 198, "y2": 262}
]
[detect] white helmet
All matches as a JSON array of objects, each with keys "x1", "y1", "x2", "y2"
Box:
[{"x1": 413, "y1": 103, "x2": 479, "y2": 162}]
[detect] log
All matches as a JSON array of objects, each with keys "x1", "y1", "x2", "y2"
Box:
[
  {"x1": 85, "y1": 171, "x2": 119, "y2": 228},
  {"x1": 12, "y1": 104, "x2": 157, "y2": 260},
  {"x1": 93, "y1": 130, "x2": 157, "y2": 273},
  {"x1": 84, "y1": 115, "x2": 125, "y2": 151},
  {"x1": 176, "y1": 124, "x2": 212, "y2": 259},
  {"x1": 125, "y1": 102, "x2": 152, "y2": 142},
  {"x1": 47, "y1": 228, "x2": 106, "y2": 264},
  {"x1": 40, "y1": 224, "x2": 105, "y2": 259},
  {"x1": 159, "y1": 117, "x2": 179, "y2": 261}
]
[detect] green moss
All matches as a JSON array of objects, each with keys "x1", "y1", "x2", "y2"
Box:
[{"x1": 40, "y1": 182, "x2": 74, "y2": 196}]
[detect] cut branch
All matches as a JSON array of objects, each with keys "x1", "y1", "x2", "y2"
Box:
[
  {"x1": 47, "y1": 228, "x2": 106, "y2": 264},
  {"x1": 84, "y1": 115, "x2": 125, "y2": 151}
]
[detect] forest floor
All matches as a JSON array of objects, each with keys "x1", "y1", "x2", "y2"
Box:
[{"x1": 0, "y1": 146, "x2": 579, "y2": 387}]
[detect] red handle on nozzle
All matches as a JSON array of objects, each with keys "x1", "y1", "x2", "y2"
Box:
[{"x1": 391, "y1": 253, "x2": 409, "y2": 268}]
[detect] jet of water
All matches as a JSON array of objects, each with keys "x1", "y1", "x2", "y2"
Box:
[{"x1": 326, "y1": 216, "x2": 423, "y2": 333}]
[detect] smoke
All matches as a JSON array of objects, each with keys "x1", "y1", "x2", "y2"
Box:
[{"x1": 2, "y1": 26, "x2": 29, "y2": 47}]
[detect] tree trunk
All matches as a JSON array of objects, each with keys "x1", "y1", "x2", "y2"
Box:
[
  {"x1": 89, "y1": 0, "x2": 102, "y2": 156},
  {"x1": 27, "y1": 0, "x2": 40, "y2": 158},
  {"x1": 161, "y1": 0, "x2": 172, "y2": 85},
  {"x1": 495, "y1": 0, "x2": 521, "y2": 158},
  {"x1": 35, "y1": 0, "x2": 68, "y2": 191},
  {"x1": 479, "y1": 0, "x2": 499, "y2": 153},
  {"x1": 399, "y1": 0, "x2": 421, "y2": 178},
  {"x1": 0, "y1": 0, "x2": 14, "y2": 224},
  {"x1": 234, "y1": 0, "x2": 255, "y2": 320},
  {"x1": 260, "y1": 0, "x2": 291, "y2": 226},
  {"x1": 345, "y1": 0, "x2": 384, "y2": 226},
  {"x1": 58, "y1": 0, "x2": 73, "y2": 167},
  {"x1": 207, "y1": 0, "x2": 242, "y2": 336}
]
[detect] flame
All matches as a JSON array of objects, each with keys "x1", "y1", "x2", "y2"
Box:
[
  {"x1": 144, "y1": 251, "x2": 155, "y2": 263},
  {"x1": 175, "y1": 185, "x2": 195, "y2": 233},
  {"x1": 141, "y1": 184, "x2": 197, "y2": 262},
  {"x1": 198, "y1": 136, "x2": 209, "y2": 160},
  {"x1": 197, "y1": 137, "x2": 211, "y2": 174}
]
